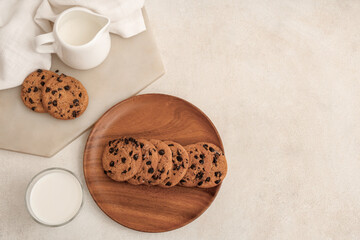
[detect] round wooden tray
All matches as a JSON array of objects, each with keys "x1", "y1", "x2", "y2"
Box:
[{"x1": 83, "y1": 94, "x2": 224, "y2": 232}]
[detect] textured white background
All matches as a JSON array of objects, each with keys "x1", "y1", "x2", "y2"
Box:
[{"x1": 2, "y1": 0, "x2": 360, "y2": 239}]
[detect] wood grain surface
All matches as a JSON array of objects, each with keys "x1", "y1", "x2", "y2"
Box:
[{"x1": 83, "y1": 94, "x2": 224, "y2": 232}]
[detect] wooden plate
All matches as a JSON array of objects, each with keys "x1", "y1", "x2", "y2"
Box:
[{"x1": 83, "y1": 94, "x2": 224, "y2": 232}]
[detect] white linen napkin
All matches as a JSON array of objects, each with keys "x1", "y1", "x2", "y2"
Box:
[{"x1": 0, "y1": 0, "x2": 145, "y2": 90}]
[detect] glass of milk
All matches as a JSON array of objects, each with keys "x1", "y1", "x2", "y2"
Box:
[{"x1": 25, "y1": 168, "x2": 84, "y2": 227}]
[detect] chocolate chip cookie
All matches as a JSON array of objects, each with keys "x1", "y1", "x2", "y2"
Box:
[
  {"x1": 146, "y1": 139, "x2": 173, "y2": 186},
  {"x1": 102, "y1": 137, "x2": 142, "y2": 181},
  {"x1": 159, "y1": 141, "x2": 190, "y2": 188},
  {"x1": 179, "y1": 144, "x2": 209, "y2": 187},
  {"x1": 21, "y1": 69, "x2": 58, "y2": 113},
  {"x1": 42, "y1": 74, "x2": 88, "y2": 120},
  {"x1": 127, "y1": 139, "x2": 159, "y2": 185},
  {"x1": 194, "y1": 143, "x2": 227, "y2": 188}
]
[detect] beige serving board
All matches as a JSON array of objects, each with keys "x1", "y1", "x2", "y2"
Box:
[{"x1": 0, "y1": 9, "x2": 164, "y2": 157}]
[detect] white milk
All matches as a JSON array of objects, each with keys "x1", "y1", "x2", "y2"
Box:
[
  {"x1": 29, "y1": 170, "x2": 83, "y2": 225},
  {"x1": 58, "y1": 11, "x2": 103, "y2": 46}
]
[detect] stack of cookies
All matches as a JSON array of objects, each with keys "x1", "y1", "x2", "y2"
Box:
[
  {"x1": 20, "y1": 69, "x2": 88, "y2": 120},
  {"x1": 102, "y1": 137, "x2": 227, "y2": 188}
]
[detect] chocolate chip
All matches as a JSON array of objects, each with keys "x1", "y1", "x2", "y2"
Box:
[
  {"x1": 129, "y1": 151, "x2": 133, "y2": 156},
  {"x1": 122, "y1": 170, "x2": 127, "y2": 174},
  {"x1": 40, "y1": 81, "x2": 45, "y2": 86},
  {"x1": 133, "y1": 154, "x2": 138, "y2": 160},
  {"x1": 64, "y1": 85, "x2": 70, "y2": 90},
  {"x1": 213, "y1": 156, "x2": 218, "y2": 165},
  {"x1": 51, "y1": 90, "x2": 57, "y2": 95},
  {"x1": 124, "y1": 138, "x2": 129, "y2": 144},
  {"x1": 176, "y1": 156, "x2": 183, "y2": 162},
  {"x1": 70, "y1": 105, "x2": 73, "y2": 108},
  {"x1": 203, "y1": 144, "x2": 208, "y2": 150},
  {"x1": 37, "y1": 69, "x2": 42, "y2": 73},
  {"x1": 55, "y1": 69, "x2": 59, "y2": 73},
  {"x1": 199, "y1": 159, "x2": 204, "y2": 164},
  {"x1": 215, "y1": 180, "x2": 221, "y2": 184},
  {"x1": 52, "y1": 100, "x2": 57, "y2": 106},
  {"x1": 146, "y1": 161, "x2": 151, "y2": 165},
  {"x1": 168, "y1": 144, "x2": 174, "y2": 146},
  {"x1": 33, "y1": 87, "x2": 38, "y2": 92},
  {"x1": 41, "y1": 75, "x2": 45, "y2": 80},
  {"x1": 194, "y1": 155, "x2": 198, "y2": 159},
  {"x1": 46, "y1": 87, "x2": 50, "y2": 92},
  {"x1": 215, "y1": 171, "x2": 222, "y2": 177},
  {"x1": 121, "y1": 157, "x2": 126, "y2": 163},
  {"x1": 58, "y1": 87, "x2": 62, "y2": 91},
  {"x1": 27, "y1": 88, "x2": 31, "y2": 93},
  {"x1": 140, "y1": 143, "x2": 144, "y2": 148},
  {"x1": 190, "y1": 164, "x2": 196, "y2": 170},
  {"x1": 158, "y1": 149, "x2": 165, "y2": 155},
  {"x1": 165, "y1": 182, "x2": 172, "y2": 186},
  {"x1": 57, "y1": 77, "x2": 62, "y2": 82},
  {"x1": 197, "y1": 181, "x2": 203, "y2": 186},
  {"x1": 73, "y1": 99, "x2": 79, "y2": 106},
  {"x1": 128, "y1": 167, "x2": 131, "y2": 171},
  {"x1": 209, "y1": 147, "x2": 215, "y2": 152},
  {"x1": 180, "y1": 180, "x2": 186, "y2": 183},
  {"x1": 59, "y1": 94, "x2": 62, "y2": 98},
  {"x1": 79, "y1": 92, "x2": 82, "y2": 97},
  {"x1": 205, "y1": 177, "x2": 210, "y2": 182},
  {"x1": 149, "y1": 151, "x2": 152, "y2": 156},
  {"x1": 109, "y1": 161, "x2": 114, "y2": 167},
  {"x1": 148, "y1": 167, "x2": 154, "y2": 174},
  {"x1": 72, "y1": 111, "x2": 78, "y2": 118},
  {"x1": 200, "y1": 154, "x2": 205, "y2": 159},
  {"x1": 31, "y1": 107, "x2": 35, "y2": 111},
  {"x1": 104, "y1": 170, "x2": 107, "y2": 174},
  {"x1": 109, "y1": 148, "x2": 114, "y2": 153},
  {"x1": 108, "y1": 170, "x2": 112, "y2": 173},
  {"x1": 29, "y1": 98, "x2": 34, "y2": 104},
  {"x1": 196, "y1": 172, "x2": 204, "y2": 179}
]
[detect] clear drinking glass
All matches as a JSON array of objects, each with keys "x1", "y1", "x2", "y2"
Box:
[{"x1": 25, "y1": 168, "x2": 84, "y2": 227}]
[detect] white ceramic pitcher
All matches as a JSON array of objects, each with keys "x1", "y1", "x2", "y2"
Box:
[{"x1": 35, "y1": 7, "x2": 111, "y2": 70}]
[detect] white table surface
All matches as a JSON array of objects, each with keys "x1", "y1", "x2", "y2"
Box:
[{"x1": 2, "y1": 0, "x2": 360, "y2": 239}]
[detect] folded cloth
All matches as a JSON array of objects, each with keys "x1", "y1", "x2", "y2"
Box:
[{"x1": 0, "y1": 0, "x2": 145, "y2": 90}]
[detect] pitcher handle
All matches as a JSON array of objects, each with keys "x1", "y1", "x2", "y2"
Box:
[{"x1": 35, "y1": 32, "x2": 55, "y2": 53}]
